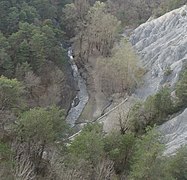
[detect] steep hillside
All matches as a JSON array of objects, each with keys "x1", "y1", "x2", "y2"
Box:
[
  {"x1": 1, "y1": 1, "x2": 187, "y2": 179},
  {"x1": 160, "y1": 109, "x2": 187, "y2": 155},
  {"x1": 131, "y1": 5, "x2": 187, "y2": 98},
  {"x1": 130, "y1": 5, "x2": 187, "y2": 154}
]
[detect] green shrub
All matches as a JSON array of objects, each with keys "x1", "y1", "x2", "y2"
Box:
[
  {"x1": 165, "y1": 146, "x2": 187, "y2": 180},
  {"x1": 128, "y1": 88, "x2": 174, "y2": 135},
  {"x1": 128, "y1": 128, "x2": 165, "y2": 180},
  {"x1": 104, "y1": 132, "x2": 135, "y2": 174},
  {"x1": 68, "y1": 123, "x2": 104, "y2": 166},
  {"x1": 176, "y1": 70, "x2": 187, "y2": 107},
  {"x1": 164, "y1": 66, "x2": 173, "y2": 76}
]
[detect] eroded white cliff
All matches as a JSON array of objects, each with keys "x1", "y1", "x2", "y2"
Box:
[
  {"x1": 160, "y1": 109, "x2": 187, "y2": 155},
  {"x1": 130, "y1": 5, "x2": 187, "y2": 155},
  {"x1": 131, "y1": 5, "x2": 187, "y2": 98}
]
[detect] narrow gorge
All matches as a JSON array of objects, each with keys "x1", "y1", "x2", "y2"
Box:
[
  {"x1": 1, "y1": 0, "x2": 187, "y2": 179},
  {"x1": 67, "y1": 5, "x2": 187, "y2": 155}
]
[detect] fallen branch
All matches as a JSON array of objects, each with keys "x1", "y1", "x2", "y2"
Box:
[
  {"x1": 93, "y1": 97, "x2": 128, "y2": 122},
  {"x1": 68, "y1": 97, "x2": 128, "y2": 140}
]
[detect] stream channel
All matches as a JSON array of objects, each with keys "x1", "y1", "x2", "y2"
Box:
[{"x1": 65, "y1": 48, "x2": 89, "y2": 127}]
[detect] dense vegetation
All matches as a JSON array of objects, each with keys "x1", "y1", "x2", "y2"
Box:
[
  {"x1": 0, "y1": 0, "x2": 187, "y2": 179},
  {"x1": 0, "y1": 0, "x2": 73, "y2": 179},
  {"x1": 99, "y1": 39, "x2": 145, "y2": 96}
]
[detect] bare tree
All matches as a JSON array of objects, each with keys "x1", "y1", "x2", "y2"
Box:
[
  {"x1": 13, "y1": 141, "x2": 36, "y2": 180},
  {"x1": 94, "y1": 158, "x2": 115, "y2": 180},
  {"x1": 117, "y1": 108, "x2": 131, "y2": 135}
]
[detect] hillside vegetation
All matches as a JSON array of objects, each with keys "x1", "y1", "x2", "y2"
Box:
[{"x1": 0, "y1": 0, "x2": 187, "y2": 179}]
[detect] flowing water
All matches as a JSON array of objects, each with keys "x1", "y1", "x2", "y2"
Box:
[{"x1": 66, "y1": 48, "x2": 89, "y2": 127}]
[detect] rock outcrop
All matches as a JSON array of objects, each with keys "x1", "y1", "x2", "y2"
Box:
[
  {"x1": 131, "y1": 5, "x2": 187, "y2": 99},
  {"x1": 160, "y1": 109, "x2": 187, "y2": 155},
  {"x1": 130, "y1": 5, "x2": 187, "y2": 155}
]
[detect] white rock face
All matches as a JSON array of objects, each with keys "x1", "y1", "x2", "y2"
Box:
[
  {"x1": 160, "y1": 109, "x2": 187, "y2": 155},
  {"x1": 131, "y1": 5, "x2": 187, "y2": 98},
  {"x1": 130, "y1": 6, "x2": 187, "y2": 155}
]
